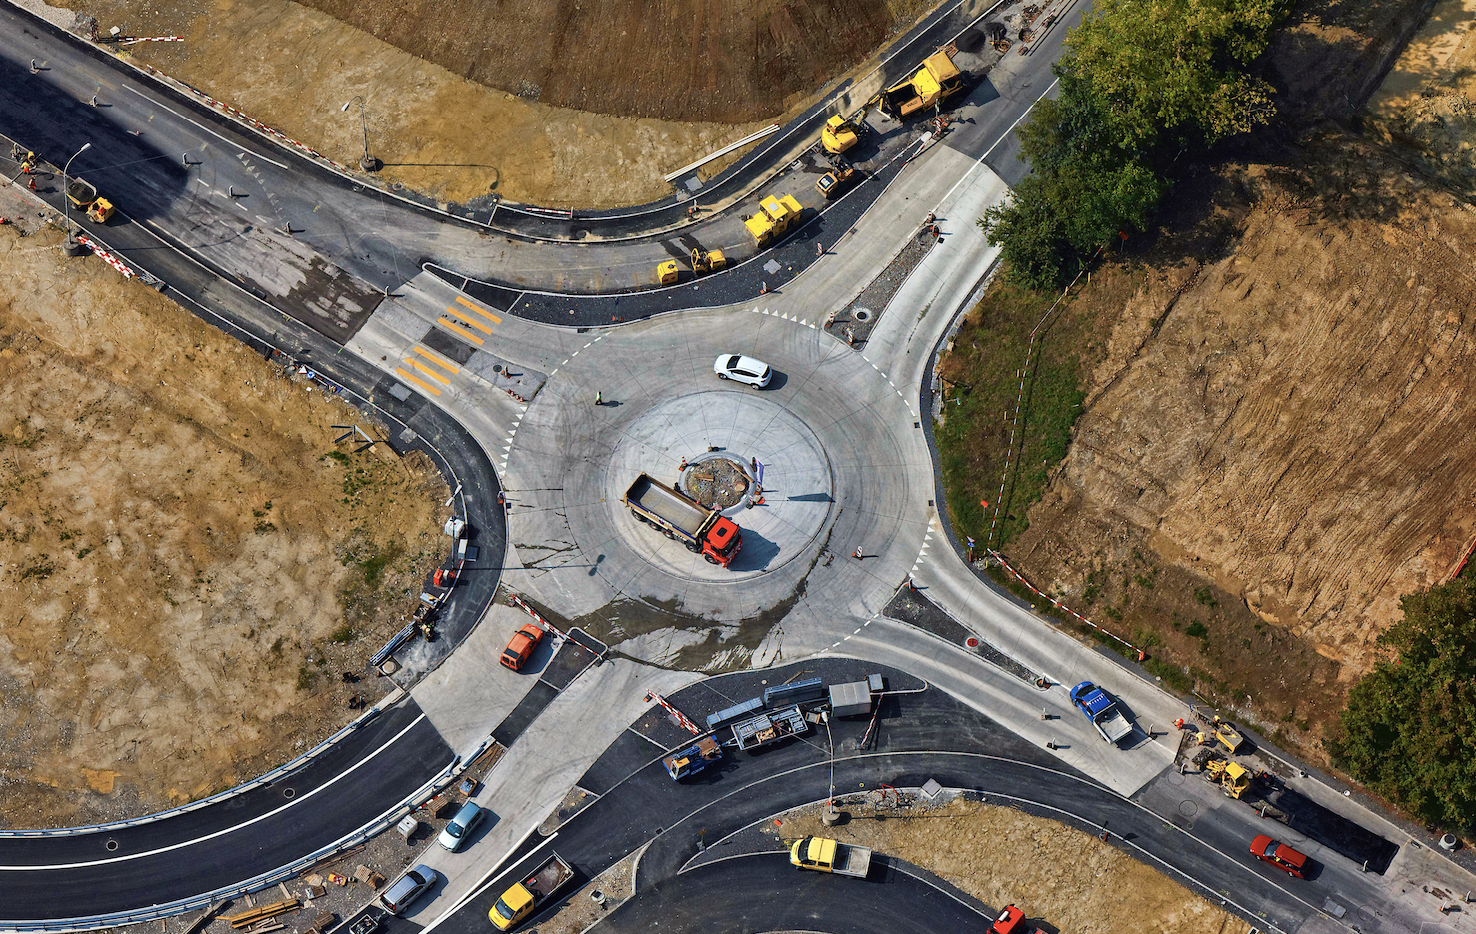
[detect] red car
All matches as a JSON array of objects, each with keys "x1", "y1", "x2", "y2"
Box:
[
  {"x1": 1250, "y1": 834, "x2": 1308, "y2": 878},
  {"x1": 500, "y1": 623, "x2": 544, "y2": 671}
]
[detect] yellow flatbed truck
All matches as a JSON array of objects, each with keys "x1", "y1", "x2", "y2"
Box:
[
  {"x1": 489, "y1": 853, "x2": 573, "y2": 930},
  {"x1": 790, "y1": 835, "x2": 872, "y2": 878}
]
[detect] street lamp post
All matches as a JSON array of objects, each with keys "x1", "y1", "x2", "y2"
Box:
[
  {"x1": 62, "y1": 141, "x2": 91, "y2": 256},
  {"x1": 340, "y1": 97, "x2": 379, "y2": 172}
]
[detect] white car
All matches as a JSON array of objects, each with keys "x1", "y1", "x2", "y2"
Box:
[{"x1": 713, "y1": 354, "x2": 772, "y2": 388}]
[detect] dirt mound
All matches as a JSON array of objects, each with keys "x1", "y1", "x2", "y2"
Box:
[
  {"x1": 294, "y1": 0, "x2": 898, "y2": 123},
  {"x1": 1010, "y1": 138, "x2": 1476, "y2": 715},
  {"x1": 0, "y1": 219, "x2": 448, "y2": 828}
]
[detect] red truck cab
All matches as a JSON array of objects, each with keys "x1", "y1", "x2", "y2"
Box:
[{"x1": 991, "y1": 905, "x2": 1029, "y2": 934}]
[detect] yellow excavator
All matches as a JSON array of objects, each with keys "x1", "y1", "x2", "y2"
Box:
[
  {"x1": 877, "y1": 47, "x2": 964, "y2": 120},
  {"x1": 821, "y1": 115, "x2": 861, "y2": 154}
]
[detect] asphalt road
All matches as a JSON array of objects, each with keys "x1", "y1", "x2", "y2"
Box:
[
  {"x1": 419, "y1": 658, "x2": 1325, "y2": 934},
  {"x1": 595, "y1": 853, "x2": 1000, "y2": 934},
  {"x1": 0, "y1": 699, "x2": 451, "y2": 922}
]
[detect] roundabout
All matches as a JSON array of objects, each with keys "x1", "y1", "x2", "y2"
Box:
[
  {"x1": 505, "y1": 310, "x2": 935, "y2": 654},
  {"x1": 605, "y1": 390, "x2": 833, "y2": 580}
]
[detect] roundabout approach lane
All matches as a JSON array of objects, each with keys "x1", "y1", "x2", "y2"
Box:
[{"x1": 505, "y1": 307, "x2": 935, "y2": 657}]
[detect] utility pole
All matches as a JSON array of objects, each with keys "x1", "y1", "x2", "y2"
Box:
[{"x1": 341, "y1": 96, "x2": 379, "y2": 172}]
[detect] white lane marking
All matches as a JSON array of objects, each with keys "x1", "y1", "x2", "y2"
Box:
[
  {"x1": 122, "y1": 85, "x2": 289, "y2": 169},
  {"x1": 0, "y1": 713, "x2": 434, "y2": 871}
]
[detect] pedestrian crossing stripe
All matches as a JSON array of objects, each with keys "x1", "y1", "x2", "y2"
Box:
[
  {"x1": 437, "y1": 316, "x2": 485, "y2": 345},
  {"x1": 412, "y1": 345, "x2": 460, "y2": 374},
  {"x1": 456, "y1": 295, "x2": 502, "y2": 324},
  {"x1": 443, "y1": 304, "x2": 494, "y2": 333},
  {"x1": 404, "y1": 357, "x2": 451, "y2": 384},
  {"x1": 395, "y1": 367, "x2": 442, "y2": 396}
]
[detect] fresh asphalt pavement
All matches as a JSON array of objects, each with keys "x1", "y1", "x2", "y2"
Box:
[
  {"x1": 409, "y1": 658, "x2": 1330, "y2": 934},
  {"x1": 0, "y1": 698, "x2": 450, "y2": 921}
]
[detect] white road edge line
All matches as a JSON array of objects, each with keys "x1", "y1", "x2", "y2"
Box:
[
  {"x1": 0, "y1": 714, "x2": 433, "y2": 871},
  {"x1": 121, "y1": 85, "x2": 290, "y2": 169}
]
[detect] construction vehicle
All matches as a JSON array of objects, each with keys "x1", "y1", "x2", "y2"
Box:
[
  {"x1": 991, "y1": 905, "x2": 1030, "y2": 934},
  {"x1": 657, "y1": 259, "x2": 680, "y2": 285},
  {"x1": 744, "y1": 194, "x2": 804, "y2": 248},
  {"x1": 1185, "y1": 713, "x2": 1245, "y2": 754},
  {"x1": 817, "y1": 166, "x2": 861, "y2": 200},
  {"x1": 690, "y1": 246, "x2": 727, "y2": 275},
  {"x1": 488, "y1": 853, "x2": 573, "y2": 931},
  {"x1": 1204, "y1": 757, "x2": 1253, "y2": 799},
  {"x1": 732, "y1": 704, "x2": 807, "y2": 751},
  {"x1": 790, "y1": 835, "x2": 872, "y2": 878},
  {"x1": 821, "y1": 114, "x2": 861, "y2": 154},
  {"x1": 663, "y1": 735, "x2": 723, "y2": 780},
  {"x1": 878, "y1": 48, "x2": 965, "y2": 120},
  {"x1": 624, "y1": 472, "x2": 742, "y2": 566},
  {"x1": 65, "y1": 178, "x2": 114, "y2": 223}
]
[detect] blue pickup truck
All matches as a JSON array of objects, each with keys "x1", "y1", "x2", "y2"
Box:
[{"x1": 1069, "y1": 681, "x2": 1134, "y2": 744}]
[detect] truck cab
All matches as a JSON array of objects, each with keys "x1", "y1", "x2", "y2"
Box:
[{"x1": 790, "y1": 835, "x2": 872, "y2": 878}]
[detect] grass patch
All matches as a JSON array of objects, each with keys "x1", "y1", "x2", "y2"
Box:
[
  {"x1": 359, "y1": 542, "x2": 404, "y2": 588},
  {"x1": 935, "y1": 274, "x2": 1096, "y2": 549}
]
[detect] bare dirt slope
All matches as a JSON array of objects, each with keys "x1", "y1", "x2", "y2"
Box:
[
  {"x1": 289, "y1": 0, "x2": 905, "y2": 123},
  {"x1": 1010, "y1": 137, "x2": 1476, "y2": 728},
  {"x1": 0, "y1": 212, "x2": 448, "y2": 828}
]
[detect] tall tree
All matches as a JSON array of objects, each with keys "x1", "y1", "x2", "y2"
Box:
[{"x1": 1332, "y1": 578, "x2": 1476, "y2": 828}]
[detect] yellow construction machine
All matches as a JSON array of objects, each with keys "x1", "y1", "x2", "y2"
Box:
[
  {"x1": 744, "y1": 194, "x2": 804, "y2": 248},
  {"x1": 878, "y1": 48, "x2": 965, "y2": 120},
  {"x1": 690, "y1": 246, "x2": 727, "y2": 275},
  {"x1": 821, "y1": 115, "x2": 861, "y2": 154},
  {"x1": 66, "y1": 178, "x2": 114, "y2": 223},
  {"x1": 1204, "y1": 758, "x2": 1253, "y2": 799},
  {"x1": 1194, "y1": 716, "x2": 1245, "y2": 755}
]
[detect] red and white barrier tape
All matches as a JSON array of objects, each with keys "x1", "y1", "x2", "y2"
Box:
[
  {"x1": 988, "y1": 549, "x2": 1143, "y2": 656},
  {"x1": 74, "y1": 235, "x2": 135, "y2": 279},
  {"x1": 644, "y1": 690, "x2": 701, "y2": 736},
  {"x1": 508, "y1": 592, "x2": 566, "y2": 638}
]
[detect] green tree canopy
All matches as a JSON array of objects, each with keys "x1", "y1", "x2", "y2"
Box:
[
  {"x1": 980, "y1": 0, "x2": 1282, "y2": 287},
  {"x1": 1068, "y1": 0, "x2": 1280, "y2": 147},
  {"x1": 1331, "y1": 578, "x2": 1476, "y2": 828}
]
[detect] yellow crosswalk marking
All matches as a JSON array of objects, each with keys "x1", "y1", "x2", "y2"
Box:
[
  {"x1": 437, "y1": 317, "x2": 485, "y2": 345},
  {"x1": 413, "y1": 346, "x2": 460, "y2": 374},
  {"x1": 444, "y1": 304, "x2": 494, "y2": 334},
  {"x1": 456, "y1": 295, "x2": 502, "y2": 324},
  {"x1": 395, "y1": 368, "x2": 442, "y2": 396},
  {"x1": 405, "y1": 358, "x2": 451, "y2": 384}
]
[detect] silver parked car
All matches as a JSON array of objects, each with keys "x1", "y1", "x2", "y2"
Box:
[
  {"x1": 437, "y1": 801, "x2": 486, "y2": 852},
  {"x1": 713, "y1": 354, "x2": 773, "y2": 388},
  {"x1": 379, "y1": 864, "x2": 437, "y2": 915}
]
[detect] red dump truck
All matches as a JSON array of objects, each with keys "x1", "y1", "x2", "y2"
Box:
[{"x1": 624, "y1": 473, "x2": 741, "y2": 566}]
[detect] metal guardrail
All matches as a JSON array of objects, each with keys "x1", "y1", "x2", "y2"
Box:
[
  {"x1": 0, "y1": 755, "x2": 462, "y2": 932},
  {"x1": 0, "y1": 695, "x2": 399, "y2": 839}
]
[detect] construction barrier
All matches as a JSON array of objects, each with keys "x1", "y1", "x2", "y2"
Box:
[{"x1": 988, "y1": 550, "x2": 1142, "y2": 657}]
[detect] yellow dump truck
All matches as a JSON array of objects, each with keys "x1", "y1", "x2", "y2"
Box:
[
  {"x1": 65, "y1": 178, "x2": 114, "y2": 223},
  {"x1": 744, "y1": 194, "x2": 804, "y2": 248},
  {"x1": 878, "y1": 48, "x2": 964, "y2": 120},
  {"x1": 821, "y1": 115, "x2": 861, "y2": 154}
]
